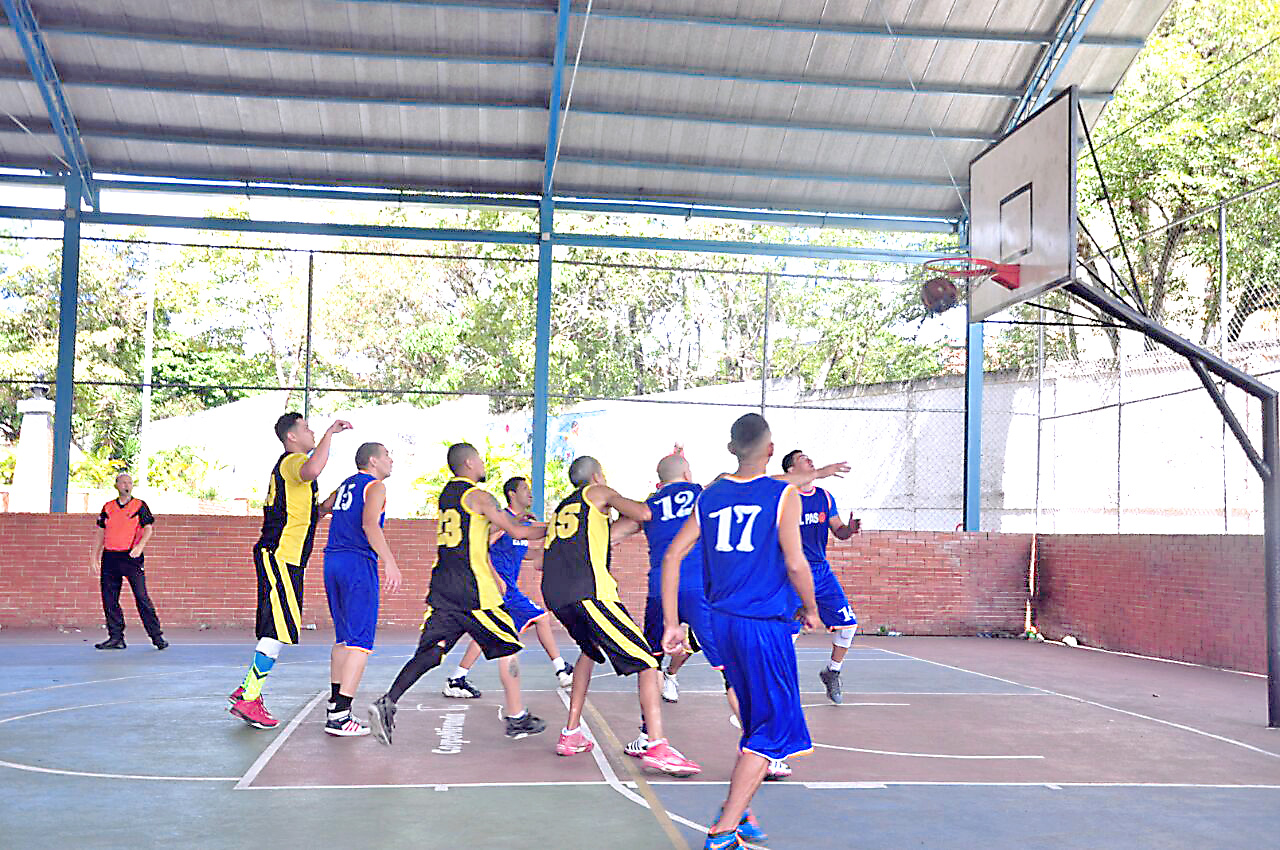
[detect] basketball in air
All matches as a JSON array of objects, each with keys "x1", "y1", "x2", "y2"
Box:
[{"x1": 921, "y1": 276, "x2": 958, "y2": 314}]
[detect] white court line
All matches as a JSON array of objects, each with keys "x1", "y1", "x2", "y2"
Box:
[
  {"x1": 876, "y1": 647, "x2": 1280, "y2": 761},
  {"x1": 0, "y1": 696, "x2": 238, "y2": 781},
  {"x1": 557, "y1": 690, "x2": 712, "y2": 842},
  {"x1": 247, "y1": 780, "x2": 615, "y2": 790},
  {"x1": 0, "y1": 658, "x2": 327, "y2": 699},
  {"x1": 234, "y1": 689, "x2": 327, "y2": 790},
  {"x1": 813, "y1": 742, "x2": 1043, "y2": 760}
]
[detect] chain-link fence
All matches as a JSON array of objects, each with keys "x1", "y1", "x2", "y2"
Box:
[
  {"x1": 0, "y1": 215, "x2": 968, "y2": 523},
  {"x1": 994, "y1": 179, "x2": 1280, "y2": 534}
]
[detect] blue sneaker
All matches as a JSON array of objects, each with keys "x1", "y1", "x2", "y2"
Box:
[
  {"x1": 704, "y1": 829, "x2": 742, "y2": 850},
  {"x1": 717, "y1": 807, "x2": 767, "y2": 847}
]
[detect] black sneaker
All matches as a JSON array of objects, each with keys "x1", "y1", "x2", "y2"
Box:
[
  {"x1": 152, "y1": 637, "x2": 169, "y2": 650},
  {"x1": 819, "y1": 668, "x2": 843, "y2": 704},
  {"x1": 442, "y1": 676, "x2": 482, "y2": 698},
  {"x1": 94, "y1": 637, "x2": 126, "y2": 650},
  {"x1": 368, "y1": 695, "x2": 396, "y2": 746},
  {"x1": 503, "y1": 709, "x2": 547, "y2": 739}
]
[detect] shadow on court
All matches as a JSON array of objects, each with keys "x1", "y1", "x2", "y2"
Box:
[{"x1": 3, "y1": 630, "x2": 1280, "y2": 849}]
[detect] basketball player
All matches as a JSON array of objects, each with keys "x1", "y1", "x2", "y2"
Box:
[
  {"x1": 367, "y1": 443, "x2": 547, "y2": 745},
  {"x1": 660, "y1": 414, "x2": 820, "y2": 849},
  {"x1": 229, "y1": 413, "x2": 351, "y2": 729},
  {"x1": 780, "y1": 449, "x2": 861, "y2": 704},
  {"x1": 442, "y1": 475, "x2": 574, "y2": 698},
  {"x1": 317, "y1": 442, "x2": 403, "y2": 736},
  {"x1": 543, "y1": 456, "x2": 700, "y2": 777}
]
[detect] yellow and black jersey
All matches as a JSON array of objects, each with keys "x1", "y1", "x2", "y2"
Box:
[
  {"x1": 541, "y1": 485, "x2": 617, "y2": 611},
  {"x1": 427, "y1": 477, "x2": 503, "y2": 610},
  {"x1": 257, "y1": 451, "x2": 318, "y2": 567}
]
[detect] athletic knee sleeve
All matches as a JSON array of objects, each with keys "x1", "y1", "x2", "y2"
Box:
[
  {"x1": 255, "y1": 637, "x2": 284, "y2": 659},
  {"x1": 833, "y1": 626, "x2": 857, "y2": 648},
  {"x1": 387, "y1": 643, "x2": 446, "y2": 703}
]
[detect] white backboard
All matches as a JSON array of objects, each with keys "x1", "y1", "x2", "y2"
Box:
[{"x1": 968, "y1": 87, "x2": 1078, "y2": 322}]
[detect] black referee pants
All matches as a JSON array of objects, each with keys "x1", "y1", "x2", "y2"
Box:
[{"x1": 100, "y1": 550, "x2": 164, "y2": 641}]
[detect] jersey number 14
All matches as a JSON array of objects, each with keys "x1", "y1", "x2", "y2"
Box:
[{"x1": 706, "y1": 505, "x2": 763, "y2": 552}]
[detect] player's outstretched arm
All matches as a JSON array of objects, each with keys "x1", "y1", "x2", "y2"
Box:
[
  {"x1": 611, "y1": 517, "x2": 643, "y2": 542},
  {"x1": 779, "y1": 488, "x2": 821, "y2": 631},
  {"x1": 660, "y1": 515, "x2": 699, "y2": 655},
  {"x1": 592, "y1": 485, "x2": 652, "y2": 523},
  {"x1": 299, "y1": 419, "x2": 352, "y2": 481},
  {"x1": 775, "y1": 461, "x2": 850, "y2": 488},
  {"x1": 468, "y1": 488, "x2": 547, "y2": 541},
  {"x1": 361, "y1": 480, "x2": 401, "y2": 593}
]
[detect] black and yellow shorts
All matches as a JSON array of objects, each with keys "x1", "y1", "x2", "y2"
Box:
[
  {"x1": 417, "y1": 604, "x2": 523, "y2": 660},
  {"x1": 553, "y1": 598, "x2": 659, "y2": 676},
  {"x1": 254, "y1": 547, "x2": 305, "y2": 644}
]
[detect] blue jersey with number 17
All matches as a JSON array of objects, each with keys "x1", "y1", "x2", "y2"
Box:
[
  {"x1": 643, "y1": 481, "x2": 704, "y2": 597},
  {"x1": 696, "y1": 474, "x2": 795, "y2": 621}
]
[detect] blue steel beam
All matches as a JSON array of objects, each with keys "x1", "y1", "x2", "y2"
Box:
[
  {"x1": 963, "y1": 321, "x2": 984, "y2": 531},
  {"x1": 341, "y1": 1, "x2": 1144, "y2": 47},
  {"x1": 1, "y1": 0, "x2": 96, "y2": 207},
  {"x1": 558, "y1": 156, "x2": 966, "y2": 190},
  {"x1": 532, "y1": 0, "x2": 572, "y2": 517},
  {"x1": 32, "y1": 24, "x2": 1113, "y2": 102},
  {"x1": 1005, "y1": 0, "x2": 1103, "y2": 132},
  {"x1": 553, "y1": 232, "x2": 948, "y2": 263},
  {"x1": 50, "y1": 173, "x2": 80, "y2": 512},
  {"x1": 0, "y1": 173, "x2": 963, "y2": 232},
  {"x1": 0, "y1": 72, "x2": 997, "y2": 144}
]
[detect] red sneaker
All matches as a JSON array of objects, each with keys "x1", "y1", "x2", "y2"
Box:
[
  {"x1": 227, "y1": 686, "x2": 245, "y2": 705},
  {"x1": 230, "y1": 697, "x2": 278, "y2": 729},
  {"x1": 640, "y1": 739, "x2": 701, "y2": 777},
  {"x1": 555, "y1": 727, "x2": 595, "y2": 756}
]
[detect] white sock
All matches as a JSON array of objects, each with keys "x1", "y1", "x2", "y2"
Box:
[
  {"x1": 551, "y1": 656, "x2": 565, "y2": 670},
  {"x1": 451, "y1": 665, "x2": 469, "y2": 680},
  {"x1": 828, "y1": 659, "x2": 843, "y2": 672},
  {"x1": 506, "y1": 709, "x2": 527, "y2": 720},
  {"x1": 563, "y1": 726, "x2": 580, "y2": 736}
]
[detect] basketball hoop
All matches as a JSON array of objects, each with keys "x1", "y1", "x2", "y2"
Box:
[{"x1": 924, "y1": 257, "x2": 1021, "y2": 291}]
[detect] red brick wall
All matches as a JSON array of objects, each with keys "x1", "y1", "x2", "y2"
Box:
[
  {"x1": 1034, "y1": 534, "x2": 1265, "y2": 673},
  {"x1": 0, "y1": 514, "x2": 1033, "y2": 636}
]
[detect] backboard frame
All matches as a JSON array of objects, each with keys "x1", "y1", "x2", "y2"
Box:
[{"x1": 967, "y1": 86, "x2": 1079, "y2": 322}]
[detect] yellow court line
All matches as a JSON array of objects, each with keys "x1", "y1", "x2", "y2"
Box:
[{"x1": 582, "y1": 698, "x2": 690, "y2": 850}]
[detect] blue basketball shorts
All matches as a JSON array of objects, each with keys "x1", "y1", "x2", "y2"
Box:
[
  {"x1": 503, "y1": 588, "x2": 549, "y2": 634},
  {"x1": 813, "y1": 563, "x2": 857, "y2": 630},
  {"x1": 323, "y1": 550, "x2": 380, "y2": 652},
  {"x1": 643, "y1": 591, "x2": 723, "y2": 669},
  {"x1": 711, "y1": 610, "x2": 813, "y2": 761}
]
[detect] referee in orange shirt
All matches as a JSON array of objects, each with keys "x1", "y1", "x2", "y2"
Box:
[{"x1": 88, "y1": 472, "x2": 167, "y2": 650}]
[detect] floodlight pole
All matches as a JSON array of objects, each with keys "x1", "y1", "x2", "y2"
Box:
[{"x1": 1066, "y1": 279, "x2": 1280, "y2": 726}]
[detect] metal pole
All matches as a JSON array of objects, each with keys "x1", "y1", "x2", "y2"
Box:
[
  {"x1": 963, "y1": 321, "x2": 984, "y2": 531},
  {"x1": 1116, "y1": 337, "x2": 1123, "y2": 533},
  {"x1": 51, "y1": 172, "x2": 82, "y2": 513},
  {"x1": 531, "y1": 198, "x2": 553, "y2": 518},
  {"x1": 304, "y1": 253, "x2": 314, "y2": 419},
  {"x1": 1264, "y1": 395, "x2": 1280, "y2": 727},
  {"x1": 761, "y1": 271, "x2": 771, "y2": 416},
  {"x1": 1220, "y1": 204, "x2": 1229, "y2": 532},
  {"x1": 1035, "y1": 303, "x2": 1044, "y2": 531},
  {"x1": 138, "y1": 275, "x2": 155, "y2": 487}
]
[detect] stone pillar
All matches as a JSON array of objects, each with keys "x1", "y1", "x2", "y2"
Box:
[{"x1": 12, "y1": 383, "x2": 55, "y2": 513}]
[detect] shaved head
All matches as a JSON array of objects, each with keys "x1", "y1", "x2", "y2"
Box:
[
  {"x1": 446, "y1": 442, "x2": 478, "y2": 474},
  {"x1": 568, "y1": 456, "x2": 602, "y2": 488},
  {"x1": 656, "y1": 453, "x2": 689, "y2": 483},
  {"x1": 728, "y1": 413, "x2": 771, "y2": 460}
]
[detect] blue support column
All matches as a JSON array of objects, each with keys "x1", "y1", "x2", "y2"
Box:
[
  {"x1": 531, "y1": 0, "x2": 571, "y2": 518},
  {"x1": 963, "y1": 321, "x2": 984, "y2": 531},
  {"x1": 531, "y1": 199, "x2": 554, "y2": 518},
  {"x1": 51, "y1": 172, "x2": 81, "y2": 512}
]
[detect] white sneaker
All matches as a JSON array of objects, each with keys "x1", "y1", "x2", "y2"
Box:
[
  {"x1": 765, "y1": 759, "x2": 792, "y2": 780},
  {"x1": 661, "y1": 672, "x2": 679, "y2": 703},
  {"x1": 555, "y1": 663, "x2": 574, "y2": 689},
  {"x1": 729, "y1": 714, "x2": 741, "y2": 729},
  {"x1": 623, "y1": 732, "x2": 648, "y2": 758},
  {"x1": 324, "y1": 712, "x2": 371, "y2": 737}
]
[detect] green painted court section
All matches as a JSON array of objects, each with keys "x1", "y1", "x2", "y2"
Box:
[{"x1": 5, "y1": 632, "x2": 1280, "y2": 848}]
